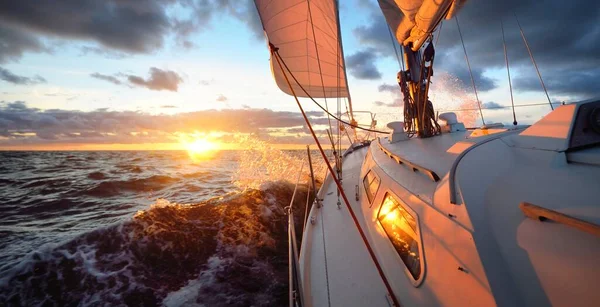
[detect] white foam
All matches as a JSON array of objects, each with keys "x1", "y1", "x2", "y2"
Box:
[{"x1": 162, "y1": 255, "x2": 225, "y2": 307}]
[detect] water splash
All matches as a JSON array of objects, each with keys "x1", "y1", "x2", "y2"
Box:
[
  {"x1": 232, "y1": 135, "x2": 325, "y2": 190},
  {"x1": 429, "y1": 71, "x2": 481, "y2": 127}
]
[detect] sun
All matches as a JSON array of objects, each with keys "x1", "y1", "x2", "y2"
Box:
[
  {"x1": 187, "y1": 138, "x2": 218, "y2": 153},
  {"x1": 183, "y1": 137, "x2": 220, "y2": 160}
]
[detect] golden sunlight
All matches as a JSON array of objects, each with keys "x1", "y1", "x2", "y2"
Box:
[
  {"x1": 186, "y1": 138, "x2": 219, "y2": 154},
  {"x1": 181, "y1": 137, "x2": 221, "y2": 161}
]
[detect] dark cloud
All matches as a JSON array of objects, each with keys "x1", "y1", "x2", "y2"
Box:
[
  {"x1": 127, "y1": 68, "x2": 183, "y2": 92},
  {"x1": 434, "y1": 53, "x2": 498, "y2": 92},
  {"x1": 378, "y1": 83, "x2": 399, "y2": 94},
  {"x1": 90, "y1": 73, "x2": 121, "y2": 85},
  {"x1": 353, "y1": 1, "x2": 399, "y2": 57},
  {"x1": 0, "y1": 25, "x2": 48, "y2": 63},
  {"x1": 346, "y1": 49, "x2": 382, "y2": 80},
  {"x1": 353, "y1": 0, "x2": 600, "y2": 98},
  {"x1": 373, "y1": 100, "x2": 401, "y2": 108},
  {"x1": 0, "y1": 0, "x2": 170, "y2": 54},
  {"x1": 0, "y1": 101, "x2": 330, "y2": 145},
  {"x1": 0, "y1": 67, "x2": 46, "y2": 85},
  {"x1": 513, "y1": 67, "x2": 600, "y2": 98},
  {"x1": 375, "y1": 83, "x2": 403, "y2": 108},
  {"x1": 0, "y1": 0, "x2": 263, "y2": 62},
  {"x1": 482, "y1": 101, "x2": 503, "y2": 109}
]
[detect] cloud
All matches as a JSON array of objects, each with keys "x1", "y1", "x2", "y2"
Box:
[
  {"x1": 346, "y1": 49, "x2": 382, "y2": 80},
  {"x1": 0, "y1": 101, "x2": 331, "y2": 146},
  {"x1": 127, "y1": 68, "x2": 183, "y2": 92},
  {"x1": 217, "y1": 94, "x2": 228, "y2": 102},
  {"x1": 375, "y1": 83, "x2": 403, "y2": 108},
  {"x1": 0, "y1": 67, "x2": 46, "y2": 85},
  {"x1": 513, "y1": 68, "x2": 600, "y2": 98},
  {"x1": 0, "y1": 25, "x2": 49, "y2": 63},
  {"x1": 482, "y1": 101, "x2": 503, "y2": 109},
  {"x1": 0, "y1": 0, "x2": 263, "y2": 62},
  {"x1": 378, "y1": 83, "x2": 399, "y2": 94},
  {"x1": 160, "y1": 105, "x2": 177, "y2": 109},
  {"x1": 373, "y1": 100, "x2": 401, "y2": 108},
  {"x1": 90, "y1": 72, "x2": 121, "y2": 85}
]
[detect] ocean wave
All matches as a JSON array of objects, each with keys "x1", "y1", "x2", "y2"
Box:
[
  {"x1": 87, "y1": 172, "x2": 107, "y2": 180},
  {"x1": 82, "y1": 175, "x2": 180, "y2": 197},
  {"x1": 0, "y1": 181, "x2": 313, "y2": 306}
]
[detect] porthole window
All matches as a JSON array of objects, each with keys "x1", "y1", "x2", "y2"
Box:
[
  {"x1": 362, "y1": 170, "x2": 381, "y2": 203},
  {"x1": 377, "y1": 193, "x2": 421, "y2": 280}
]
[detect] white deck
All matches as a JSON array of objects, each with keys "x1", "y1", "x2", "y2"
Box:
[{"x1": 299, "y1": 146, "x2": 392, "y2": 307}]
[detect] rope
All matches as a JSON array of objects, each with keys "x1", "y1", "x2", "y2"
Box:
[
  {"x1": 514, "y1": 12, "x2": 553, "y2": 110},
  {"x1": 274, "y1": 48, "x2": 389, "y2": 134},
  {"x1": 272, "y1": 46, "x2": 402, "y2": 307},
  {"x1": 501, "y1": 20, "x2": 517, "y2": 126},
  {"x1": 456, "y1": 17, "x2": 485, "y2": 126}
]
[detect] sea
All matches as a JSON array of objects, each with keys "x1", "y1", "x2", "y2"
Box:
[{"x1": 0, "y1": 144, "x2": 323, "y2": 306}]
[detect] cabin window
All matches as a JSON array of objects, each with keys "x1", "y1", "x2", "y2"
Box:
[
  {"x1": 362, "y1": 170, "x2": 380, "y2": 203},
  {"x1": 377, "y1": 193, "x2": 421, "y2": 280}
]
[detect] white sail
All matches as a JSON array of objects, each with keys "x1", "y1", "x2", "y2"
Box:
[
  {"x1": 254, "y1": 0, "x2": 349, "y2": 98},
  {"x1": 378, "y1": 0, "x2": 466, "y2": 50}
]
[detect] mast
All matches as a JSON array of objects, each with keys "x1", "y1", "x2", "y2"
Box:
[{"x1": 377, "y1": 0, "x2": 462, "y2": 138}]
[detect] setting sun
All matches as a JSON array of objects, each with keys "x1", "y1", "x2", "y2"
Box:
[
  {"x1": 186, "y1": 138, "x2": 218, "y2": 154},
  {"x1": 182, "y1": 137, "x2": 221, "y2": 161}
]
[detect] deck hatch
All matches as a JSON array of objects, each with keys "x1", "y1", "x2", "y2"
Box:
[{"x1": 377, "y1": 193, "x2": 422, "y2": 280}]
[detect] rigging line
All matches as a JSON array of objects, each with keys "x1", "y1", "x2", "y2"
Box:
[
  {"x1": 272, "y1": 48, "x2": 402, "y2": 307},
  {"x1": 307, "y1": 0, "x2": 334, "y2": 136},
  {"x1": 387, "y1": 25, "x2": 402, "y2": 69},
  {"x1": 514, "y1": 12, "x2": 553, "y2": 110},
  {"x1": 275, "y1": 49, "x2": 389, "y2": 134},
  {"x1": 501, "y1": 19, "x2": 517, "y2": 125},
  {"x1": 456, "y1": 16, "x2": 486, "y2": 126}
]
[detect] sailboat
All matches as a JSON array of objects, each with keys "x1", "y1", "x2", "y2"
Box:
[{"x1": 253, "y1": 0, "x2": 600, "y2": 306}]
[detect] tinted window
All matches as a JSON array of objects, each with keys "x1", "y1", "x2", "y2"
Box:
[
  {"x1": 362, "y1": 170, "x2": 380, "y2": 203},
  {"x1": 377, "y1": 193, "x2": 421, "y2": 280}
]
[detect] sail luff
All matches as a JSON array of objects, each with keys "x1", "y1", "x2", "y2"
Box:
[{"x1": 254, "y1": 0, "x2": 349, "y2": 99}]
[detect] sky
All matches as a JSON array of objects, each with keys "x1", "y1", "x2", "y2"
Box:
[{"x1": 0, "y1": 0, "x2": 598, "y2": 150}]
